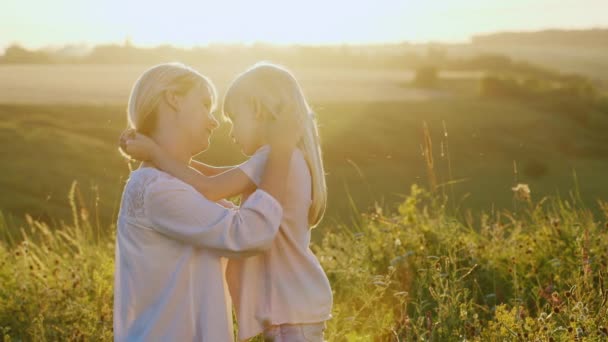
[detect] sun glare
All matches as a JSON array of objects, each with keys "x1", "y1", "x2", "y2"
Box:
[{"x1": 1, "y1": 0, "x2": 607, "y2": 48}]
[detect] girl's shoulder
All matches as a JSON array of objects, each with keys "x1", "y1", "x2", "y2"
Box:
[
  {"x1": 291, "y1": 148, "x2": 309, "y2": 175},
  {"x1": 288, "y1": 148, "x2": 312, "y2": 198},
  {"x1": 239, "y1": 145, "x2": 310, "y2": 186}
]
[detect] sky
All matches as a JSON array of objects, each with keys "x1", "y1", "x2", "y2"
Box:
[{"x1": 1, "y1": 0, "x2": 607, "y2": 49}]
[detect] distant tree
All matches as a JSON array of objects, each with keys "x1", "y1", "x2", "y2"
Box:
[
  {"x1": 426, "y1": 45, "x2": 447, "y2": 65},
  {"x1": 1, "y1": 44, "x2": 51, "y2": 63},
  {"x1": 479, "y1": 76, "x2": 520, "y2": 98},
  {"x1": 414, "y1": 66, "x2": 438, "y2": 88},
  {"x1": 472, "y1": 29, "x2": 608, "y2": 47}
]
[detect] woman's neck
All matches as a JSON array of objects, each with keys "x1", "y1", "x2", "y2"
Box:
[{"x1": 151, "y1": 127, "x2": 192, "y2": 166}]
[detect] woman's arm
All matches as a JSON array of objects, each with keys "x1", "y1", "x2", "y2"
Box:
[{"x1": 145, "y1": 176, "x2": 282, "y2": 257}]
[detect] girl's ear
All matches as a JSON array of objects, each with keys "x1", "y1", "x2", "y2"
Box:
[{"x1": 164, "y1": 90, "x2": 180, "y2": 113}]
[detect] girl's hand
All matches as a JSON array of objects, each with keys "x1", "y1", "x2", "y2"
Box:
[
  {"x1": 118, "y1": 128, "x2": 136, "y2": 155},
  {"x1": 216, "y1": 199, "x2": 237, "y2": 209},
  {"x1": 121, "y1": 131, "x2": 160, "y2": 161}
]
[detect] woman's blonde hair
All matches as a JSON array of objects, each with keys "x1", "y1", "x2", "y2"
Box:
[
  {"x1": 223, "y1": 62, "x2": 327, "y2": 228},
  {"x1": 127, "y1": 62, "x2": 217, "y2": 135}
]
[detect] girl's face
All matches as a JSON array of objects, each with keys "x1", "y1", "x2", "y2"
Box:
[
  {"x1": 225, "y1": 99, "x2": 265, "y2": 156},
  {"x1": 176, "y1": 85, "x2": 219, "y2": 155}
]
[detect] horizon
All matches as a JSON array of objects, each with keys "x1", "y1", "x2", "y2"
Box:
[{"x1": 3, "y1": 26, "x2": 608, "y2": 53}]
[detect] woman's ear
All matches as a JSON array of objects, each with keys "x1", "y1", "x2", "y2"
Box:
[{"x1": 164, "y1": 90, "x2": 180, "y2": 113}]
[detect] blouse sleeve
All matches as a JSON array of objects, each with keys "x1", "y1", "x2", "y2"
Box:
[
  {"x1": 237, "y1": 145, "x2": 270, "y2": 186},
  {"x1": 144, "y1": 176, "x2": 282, "y2": 256}
]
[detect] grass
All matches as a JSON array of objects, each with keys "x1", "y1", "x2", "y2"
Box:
[
  {"x1": 320, "y1": 184, "x2": 608, "y2": 341},
  {"x1": 2, "y1": 79, "x2": 608, "y2": 340},
  {"x1": 1, "y1": 182, "x2": 607, "y2": 341},
  {"x1": 2, "y1": 94, "x2": 608, "y2": 234}
]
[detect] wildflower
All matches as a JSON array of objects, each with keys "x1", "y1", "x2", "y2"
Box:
[
  {"x1": 512, "y1": 183, "x2": 531, "y2": 201},
  {"x1": 576, "y1": 327, "x2": 585, "y2": 338},
  {"x1": 373, "y1": 280, "x2": 387, "y2": 287}
]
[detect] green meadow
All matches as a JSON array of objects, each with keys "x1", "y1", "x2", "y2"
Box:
[{"x1": 2, "y1": 45, "x2": 608, "y2": 339}]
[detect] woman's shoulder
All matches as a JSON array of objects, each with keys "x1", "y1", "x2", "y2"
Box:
[
  {"x1": 121, "y1": 167, "x2": 193, "y2": 218},
  {"x1": 128, "y1": 166, "x2": 171, "y2": 185},
  {"x1": 125, "y1": 167, "x2": 187, "y2": 196},
  {"x1": 120, "y1": 167, "x2": 163, "y2": 218}
]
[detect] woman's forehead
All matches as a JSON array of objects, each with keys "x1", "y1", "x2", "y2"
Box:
[{"x1": 190, "y1": 83, "x2": 214, "y2": 105}]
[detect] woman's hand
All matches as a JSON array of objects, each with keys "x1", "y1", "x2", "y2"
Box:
[
  {"x1": 264, "y1": 114, "x2": 304, "y2": 150},
  {"x1": 119, "y1": 129, "x2": 160, "y2": 161}
]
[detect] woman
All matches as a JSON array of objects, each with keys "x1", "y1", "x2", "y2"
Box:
[{"x1": 114, "y1": 62, "x2": 300, "y2": 341}]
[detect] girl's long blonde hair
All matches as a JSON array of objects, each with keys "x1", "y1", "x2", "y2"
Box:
[
  {"x1": 224, "y1": 63, "x2": 327, "y2": 228},
  {"x1": 127, "y1": 62, "x2": 217, "y2": 136}
]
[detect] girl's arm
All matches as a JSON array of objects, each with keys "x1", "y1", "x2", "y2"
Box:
[
  {"x1": 189, "y1": 160, "x2": 235, "y2": 176},
  {"x1": 124, "y1": 132, "x2": 256, "y2": 202}
]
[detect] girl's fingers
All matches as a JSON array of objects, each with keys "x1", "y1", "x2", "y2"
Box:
[{"x1": 118, "y1": 129, "x2": 137, "y2": 148}]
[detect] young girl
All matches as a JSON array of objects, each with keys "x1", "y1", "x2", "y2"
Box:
[{"x1": 122, "y1": 62, "x2": 332, "y2": 341}]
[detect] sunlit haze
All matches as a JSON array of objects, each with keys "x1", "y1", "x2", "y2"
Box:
[{"x1": 1, "y1": 0, "x2": 607, "y2": 49}]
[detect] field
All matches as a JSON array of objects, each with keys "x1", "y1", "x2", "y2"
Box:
[
  {"x1": 2, "y1": 60, "x2": 608, "y2": 340},
  {"x1": 0, "y1": 65, "x2": 483, "y2": 104}
]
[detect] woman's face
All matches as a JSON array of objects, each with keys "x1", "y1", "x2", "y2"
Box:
[
  {"x1": 225, "y1": 100, "x2": 264, "y2": 156},
  {"x1": 176, "y1": 85, "x2": 219, "y2": 156}
]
